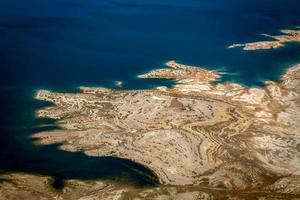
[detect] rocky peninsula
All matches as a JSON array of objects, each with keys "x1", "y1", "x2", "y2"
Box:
[
  {"x1": 228, "y1": 29, "x2": 300, "y2": 50},
  {"x1": 21, "y1": 58, "x2": 300, "y2": 199}
]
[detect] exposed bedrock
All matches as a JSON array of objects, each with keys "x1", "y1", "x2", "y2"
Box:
[{"x1": 33, "y1": 61, "x2": 300, "y2": 194}]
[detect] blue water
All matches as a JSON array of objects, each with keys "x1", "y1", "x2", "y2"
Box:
[{"x1": 0, "y1": 0, "x2": 300, "y2": 188}]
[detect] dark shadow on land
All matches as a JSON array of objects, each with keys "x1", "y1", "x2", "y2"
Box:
[{"x1": 0, "y1": 88, "x2": 159, "y2": 190}]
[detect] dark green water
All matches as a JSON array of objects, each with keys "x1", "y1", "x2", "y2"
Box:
[{"x1": 0, "y1": 0, "x2": 300, "y2": 187}]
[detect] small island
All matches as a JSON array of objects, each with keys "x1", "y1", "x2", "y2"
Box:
[{"x1": 228, "y1": 29, "x2": 300, "y2": 50}]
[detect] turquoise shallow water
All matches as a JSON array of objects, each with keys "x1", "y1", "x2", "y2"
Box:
[{"x1": 0, "y1": 0, "x2": 300, "y2": 187}]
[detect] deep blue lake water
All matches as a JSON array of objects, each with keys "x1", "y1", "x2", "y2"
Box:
[{"x1": 0, "y1": 0, "x2": 300, "y2": 188}]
